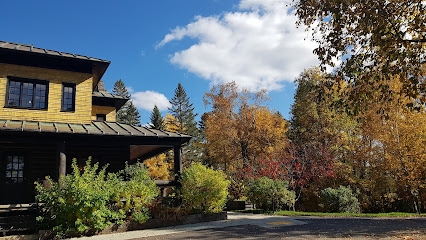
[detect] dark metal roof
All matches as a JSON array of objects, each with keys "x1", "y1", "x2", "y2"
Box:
[
  {"x1": 0, "y1": 41, "x2": 110, "y2": 63},
  {"x1": 92, "y1": 91, "x2": 129, "y2": 110},
  {"x1": 0, "y1": 119, "x2": 190, "y2": 138},
  {"x1": 92, "y1": 91, "x2": 129, "y2": 100},
  {"x1": 0, "y1": 41, "x2": 110, "y2": 91}
]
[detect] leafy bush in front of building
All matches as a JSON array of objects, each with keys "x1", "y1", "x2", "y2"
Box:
[
  {"x1": 35, "y1": 159, "x2": 158, "y2": 238},
  {"x1": 180, "y1": 163, "x2": 230, "y2": 213},
  {"x1": 111, "y1": 162, "x2": 159, "y2": 223},
  {"x1": 246, "y1": 177, "x2": 295, "y2": 211},
  {"x1": 320, "y1": 185, "x2": 360, "y2": 213}
]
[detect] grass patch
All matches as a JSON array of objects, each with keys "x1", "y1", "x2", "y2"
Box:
[
  {"x1": 275, "y1": 211, "x2": 426, "y2": 218},
  {"x1": 235, "y1": 210, "x2": 426, "y2": 217},
  {"x1": 235, "y1": 209, "x2": 267, "y2": 214}
]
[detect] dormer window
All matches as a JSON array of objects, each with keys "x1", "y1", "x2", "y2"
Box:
[
  {"x1": 61, "y1": 83, "x2": 76, "y2": 112},
  {"x1": 5, "y1": 77, "x2": 48, "y2": 110}
]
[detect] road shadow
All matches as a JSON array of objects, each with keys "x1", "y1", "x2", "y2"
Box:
[{"x1": 140, "y1": 218, "x2": 426, "y2": 239}]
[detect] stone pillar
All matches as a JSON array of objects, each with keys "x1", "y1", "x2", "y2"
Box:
[{"x1": 58, "y1": 141, "x2": 66, "y2": 180}]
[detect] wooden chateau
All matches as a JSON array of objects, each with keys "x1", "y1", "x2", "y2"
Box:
[{"x1": 0, "y1": 41, "x2": 190, "y2": 205}]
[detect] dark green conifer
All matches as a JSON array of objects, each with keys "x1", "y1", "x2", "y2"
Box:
[
  {"x1": 112, "y1": 79, "x2": 141, "y2": 126},
  {"x1": 150, "y1": 105, "x2": 164, "y2": 130},
  {"x1": 169, "y1": 83, "x2": 201, "y2": 166}
]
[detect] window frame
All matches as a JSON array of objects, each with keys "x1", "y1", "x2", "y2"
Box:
[
  {"x1": 2, "y1": 153, "x2": 27, "y2": 184},
  {"x1": 61, "y1": 83, "x2": 76, "y2": 112},
  {"x1": 4, "y1": 76, "x2": 49, "y2": 110}
]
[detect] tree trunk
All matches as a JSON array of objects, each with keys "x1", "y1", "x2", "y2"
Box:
[{"x1": 411, "y1": 190, "x2": 420, "y2": 214}]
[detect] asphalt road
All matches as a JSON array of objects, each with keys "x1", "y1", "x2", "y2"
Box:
[{"x1": 139, "y1": 218, "x2": 426, "y2": 240}]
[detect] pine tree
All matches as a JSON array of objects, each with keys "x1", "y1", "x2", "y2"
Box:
[
  {"x1": 150, "y1": 105, "x2": 164, "y2": 130},
  {"x1": 112, "y1": 79, "x2": 130, "y2": 98},
  {"x1": 125, "y1": 101, "x2": 141, "y2": 126},
  {"x1": 168, "y1": 83, "x2": 201, "y2": 166},
  {"x1": 112, "y1": 79, "x2": 141, "y2": 126},
  {"x1": 168, "y1": 83, "x2": 197, "y2": 136}
]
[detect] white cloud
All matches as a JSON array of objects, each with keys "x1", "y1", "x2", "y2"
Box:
[
  {"x1": 132, "y1": 91, "x2": 171, "y2": 111},
  {"x1": 157, "y1": 0, "x2": 321, "y2": 91},
  {"x1": 126, "y1": 86, "x2": 135, "y2": 94}
]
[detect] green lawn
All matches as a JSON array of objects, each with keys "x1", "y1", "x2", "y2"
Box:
[{"x1": 235, "y1": 210, "x2": 426, "y2": 217}]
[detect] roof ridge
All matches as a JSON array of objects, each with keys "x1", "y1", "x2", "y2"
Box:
[{"x1": 0, "y1": 40, "x2": 110, "y2": 63}]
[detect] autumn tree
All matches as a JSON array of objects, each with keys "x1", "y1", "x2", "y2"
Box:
[
  {"x1": 290, "y1": 68, "x2": 359, "y2": 165},
  {"x1": 203, "y1": 82, "x2": 288, "y2": 174},
  {"x1": 294, "y1": 0, "x2": 426, "y2": 106},
  {"x1": 144, "y1": 114, "x2": 182, "y2": 180},
  {"x1": 239, "y1": 143, "x2": 334, "y2": 210},
  {"x1": 288, "y1": 68, "x2": 398, "y2": 211},
  {"x1": 294, "y1": 67, "x2": 426, "y2": 212},
  {"x1": 150, "y1": 105, "x2": 164, "y2": 130},
  {"x1": 163, "y1": 113, "x2": 180, "y2": 133},
  {"x1": 359, "y1": 76, "x2": 426, "y2": 213},
  {"x1": 144, "y1": 153, "x2": 171, "y2": 180},
  {"x1": 113, "y1": 79, "x2": 141, "y2": 126}
]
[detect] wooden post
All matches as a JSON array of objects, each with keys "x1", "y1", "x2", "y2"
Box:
[
  {"x1": 174, "y1": 145, "x2": 182, "y2": 186},
  {"x1": 58, "y1": 141, "x2": 66, "y2": 181}
]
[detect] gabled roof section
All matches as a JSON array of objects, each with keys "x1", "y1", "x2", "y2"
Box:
[{"x1": 0, "y1": 41, "x2": 110, "y2": 90}]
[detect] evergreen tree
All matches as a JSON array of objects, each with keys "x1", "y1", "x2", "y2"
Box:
[
  {"x1": 169, "y1": 83, "x2": 201, "y2": 166},
  {"x1": 125, "y1": 101, "x2": 141, "y2": 126},
  {"x1": 168, "y1": 83, "x2": 198, "y2": 136},
  {"x1": 112, "y1": 79, "x2": 141, "y2": 126},
  {"x1": 112, "y1": 79, "x2": 130, "y2": 98},
  {"x1": 150, "y1": 105, "x2": 164, "y2": 130}
]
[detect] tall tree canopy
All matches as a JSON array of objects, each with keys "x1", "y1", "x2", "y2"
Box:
[
  {"x1": 290, "y1": 67, "x2": 426, "y2": 213},
  {"x1": 294, "y1": 0, "x2": 426, "y2": 105},
  {"x1": 290, "y1": 67, "x2": 358, "y2": 159},
  {"x1": 203, "y1": 82, "x2": 288, "y2": 173},
  {"x1": 112, "y1": 79, "x2": 141, "y2": 126}
]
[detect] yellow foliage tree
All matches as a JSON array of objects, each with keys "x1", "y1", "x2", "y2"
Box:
[
  {"x1": 143, "y1": 153, "x2": 171, "y2": 180},
  {"x1": 147, "y1": 113, "x2": 185, "y2": 177},
  {"x1": 203, "y1": 82, "x2": 288, "y2": 173},
  {"x1": 351, "y1": 76, "x2": 426, "y2": 213},
  {"x1": 163, "y1": 113, "x2": 182, "y2": 133}
]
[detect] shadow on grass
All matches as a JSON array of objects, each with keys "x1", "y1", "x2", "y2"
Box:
[{"x1": 234, "y1": 209, "x2": 426, "y2": 218}]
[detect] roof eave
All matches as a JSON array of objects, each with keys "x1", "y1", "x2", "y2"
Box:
[{"x1": 92, "y1": 62, "x2": 110, "y2": 91}]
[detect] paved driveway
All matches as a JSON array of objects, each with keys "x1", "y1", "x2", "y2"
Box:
[
  {"x1": 77, "y1": 212, "x2": 426, "y2": 240},
  {"x1": 141, "y1": 217, "x2": 425, "y2": 240}
]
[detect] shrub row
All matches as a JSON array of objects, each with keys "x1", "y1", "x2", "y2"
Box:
[{"x1": 35, "y1": 159, "x2": 158, "y2": 238}]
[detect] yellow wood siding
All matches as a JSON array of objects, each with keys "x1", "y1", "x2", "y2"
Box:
[
  {"x1": 0, "y1": 63, "x2": 93, "y2": 124},
  {"x1": 92, "y1": 105, "x2": 116, "y2": 122}
]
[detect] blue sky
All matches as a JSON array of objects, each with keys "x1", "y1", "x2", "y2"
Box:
[{"x1": 0, "y1": 0, "x2": 321, "y2": 125}]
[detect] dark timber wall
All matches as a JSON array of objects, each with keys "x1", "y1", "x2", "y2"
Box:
[{"x1": 0, "y1": 142, "x2": 130, "y2": 204}]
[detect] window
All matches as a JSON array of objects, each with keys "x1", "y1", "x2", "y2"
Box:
[
  {"x1": 96, "y1": 114, "x2": 106, "y2": 121},
  {"x1": 5, "y1": 155, "x2": 25, "y2": 184},
  {"x1": 61, "y1": 83, "x2": 76, "y2": 111},
  {"x1": 6, "y1": 77, "x2": 48, "y2": 109}
]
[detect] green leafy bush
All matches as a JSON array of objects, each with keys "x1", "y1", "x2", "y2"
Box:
[
  {"x1": 320, "y1": 185, "x2": 360, "y2": 213},
  {"x1": 180, "y1": 163, "x2": 230, "y2": 213},
  {"x1": 111, "y1": 162, "x2": 159, "y2": 223},
  {"x1": 35, "y1": 159, "x2": 158, "y2": 237},
  {"x1": 246, "y1": 177, "x2": 295, "y2": 211}
]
